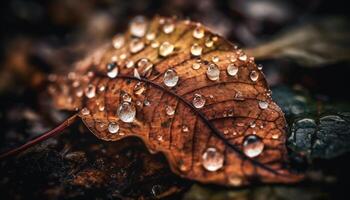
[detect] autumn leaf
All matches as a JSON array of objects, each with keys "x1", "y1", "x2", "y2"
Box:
[{"x1": 47, "y1": 16, "x2": 303, "y2": 186}]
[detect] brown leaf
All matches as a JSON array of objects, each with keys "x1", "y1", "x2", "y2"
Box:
[{"x1": 49, "y1": 16, "x2": 303, "y2": 186}]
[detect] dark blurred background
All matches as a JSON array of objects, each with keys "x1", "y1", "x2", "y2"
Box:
[{"x1": 0, "y1": 0, "x2": 349, "y2": 199}]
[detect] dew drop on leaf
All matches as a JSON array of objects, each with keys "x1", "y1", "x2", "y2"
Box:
[
  {"x1": 81, "y1": 107, "x2": 90, "y2": 115},
  {"x1": 162, "y1": 22, "x2": 175, "y2": 34},
  {"x1": 227, "y1": 63, "x2": 238, "y2": 76},
  {"x1": 165, "y1": 105, "x2": 175, "y2": 116},
  {"x1": 112, "y1": 34, "x2": 125, "y2": 49},
  {"x1": 192, "y1": 93, "x2": 206, "y2": 108},
  {"x1": 193, "y1": 26, "x2": 205, "y2": 39},
  {"x1": 250, "y1": 70, "x2": 259, "y2": 82},
  {"x1": 238, "y1": 54, "x2": 247, "y2": 61},
  {"x1": 108, "y1": 122, "x2": 120, "y2": 134},
  {"x1": 117, "y1": 102, "x2": 136, "y2": 123},
  {"x1": 206, "y1": 63, "x2": 220, "y2": 81},
  {"x1": 192, "y1": 63, "x2": 201, "y2": 70},
  {"x1": 84, "y1": 84, "x2": 96, "y2": 98},
  {"x1": 129, "y1": 16, "x2": 147, "y2": 37},
  {"x1": 190, "y1": 43, "x2": 202, "y2": 56},
  {"x1": 243, "y1": 135, "x2": 264, "y2": 158},
  {"x1": 107, "y1": 62, "x2": 118, "y2": 78},
  {"x1": 258, "y1": 101, "x2": 268, "y2": 109},
  {"x1": 129, "y1": 39, "x2": 144, "y2": 53},
  {"x1": 159, "y1": 41, "x2": 174, "y2": 57},
  {"x1": 201, "y1": 147, "x2": 224, "y2": 172},
  {"x1": 163, "y1": 69, "x2": 179, "y2": 87}
]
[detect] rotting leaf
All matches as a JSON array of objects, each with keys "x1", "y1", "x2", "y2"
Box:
[
  {"x1": 245, "y1": 17, "x2": 350, "y2": 67},
  {"x1": 46, "y1": 16, "x2": 303, "y2": 186}
]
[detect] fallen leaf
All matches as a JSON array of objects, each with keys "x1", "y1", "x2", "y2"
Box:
[
  {"x1": 245, "y1": 17, "x2": 350, "y2": 67},
  {"x1": 49, "y1": 16, "x2": 303, "y2": 186}
]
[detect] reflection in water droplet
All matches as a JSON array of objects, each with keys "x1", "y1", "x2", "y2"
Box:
[
  {"x1": 243, "y1": 135, "x2": 264, "y2": 158},
  {"x1": 108, "y1": 122, "x2": 120, "y2": 134},
  {"x1": 163, "y1": 69, "x2": 179, "y2": 87},
  {"x1": 125, "y1": 60, "x2": 134, "y2": 68},
  {"x1": 165, "y1": 105, "x2": 175, "y2": 116},
  {"x1": 129, "y1": 39, "x2": 144, "y2": 53},
  {"x1": 250, "y1": 70, "x2": 259, "y2": 82},
  {"x1": 134, "y1": 68, "x2": 141, "y2": 79},
  {"x1": 112, "y1": 34, "x2": 124, "y2": 49},
  {"x1": 117, "y1": 102, "x2": 136, "y2": 123},
  {"x1": 192, "y1": 94, "x2": 206, "y2": 108},
  {"x1": 137, "y1": 58, "x2": 153, "y2": 70},
  {"x1": 190, "y1": 43, "x2": 202, "y2": 56},
  {"x1": 227, "y1": 64, "x2": 238, "y2": 76},
  {"x1": 258, "y1": 101, "x2": 268, "y2": 109},
  {"x1": 159, "y1": 41, "x2": 174, "y2": 57},
  {"x1": 85, "y1": 84, "x2": 96, "y2": 98},
  {"x1": 202, "y1": 147, "x2": 224, "y2": 172},
  {"x1": 130, "y1": 16, "x2": 147, "y2": 37},
  {"x1": 206, "y1": 63, "x2": 220, "y2": 81},
  {"x1": 193, "y1": 26, "x2": 204, "y2": 39}
]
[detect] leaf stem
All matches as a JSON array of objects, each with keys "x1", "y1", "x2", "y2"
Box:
[{"x1": 0, "y1": 114, "x2": 78, "y2": 160}]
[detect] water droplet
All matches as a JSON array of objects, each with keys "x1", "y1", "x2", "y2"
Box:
[
  {"x1": 98, "y1": 85, "x2": 105, "y2": 92},
  {"x1": 125, "y1": 60, "x2": 134, "y2": 68},
  {"x1": 258, "y1": 64, "x2": 263, "y2": 70},
  {"x1": 228, "y1": 175, "x2": 242, "y2": 186},
  {"x1": 272, "y1": 134, "x2": 279, "y2": 140},
  {"x1": 193, "y1": 26, "x2": 204, "y2": 39},
  {"x1": 107, "y1": 69, "x2": 119, "y2": 79},
  {"x1": 146, "y1": 32, "x2": 156, "y2": 41},
  {"x1": 250, "y1": 70, "x2": 259, "y2": 82},
  {"x1": 112, "y1": 34, "x2": 124, "y2": 49},
  {"x1": 190, "y1": 43, "x2": 202, "y2": 56},
  {"x1": 137, "y1": 58, "x2": 153, "y2": 69},
  {"x1": 192, "y1": 94, "x2": 206, "y2": 108},
  {"x1": 151, "y1": 41, "x2": 159, "y2": 48},
  {"x1": 163, "y1": 69, "x2": 179, "y2": 87},
  {"x1": 121, "y1": 92, "x2": 132, "y2": 102},
  {"x1": 165, "y1": 105, "x2": 175, "y2": 116},
  {"x1": 81, "y1": 107, "x2": 90, "y2": 115},
  {"x1": 117, "y1": 102, "x2": 136, "y2": 123},
  {"x1": 108, "y1": 122, "x2": 120, "y2": 134},
  {"x1": 189, "y1": 60, "x2": 200, "y2": 69},
  {"x1": 76, "y1": 88, "x2": 83, "y2": 97},
  {"x1": 201, "y1": 147, "x2": 224, "y2": 172},
  {"x1": 206, "y1": 63, "x2": 220, "y2": 81},
  {"x1": 98, "y1": 104, "x2": 105, "y2": 111},
  {"x1": 182, "y1": 125, "x2": 189, "y2": 132},
  {"x1": 227, "y1": 64, "x2": 238, "y2": 76},
  {"x1": 130, "y1": 16, "x2": 147, "y2": 37},
  {"x1": 159, "y1": 41, "x2": 174, "y2": 57},
  {"x1": 144, "y1": 99, "x2": 151, "y2": 106},
  {"x1": 212, "y1": 56, "x2": 219, "y2": 63},
  {"x1": 238, "y1": 54, "x2": 247, "y2": 61},
  {"x1": 258, "y1": 101, "x2": 268, "y2": 109},
  {"x1": 129, "y1": 39, "x2": 144, "y2": 53},
  {"x1": 162, "y1": 22, "x2": 175, "y2": 34},
  {"x1": 205, "y1": 38, "x2": 214, "y2": 47},
  {"x1": 85, "y1": 84, "x2": 96, "y2": 98},
  {"x1": 243, "y1": 135, "x2": 264, "y2": 158}
]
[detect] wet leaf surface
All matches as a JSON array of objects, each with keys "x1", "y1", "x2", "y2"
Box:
[{"x1": 48, "y1": 16, "x2": 302, "y2": 186}]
